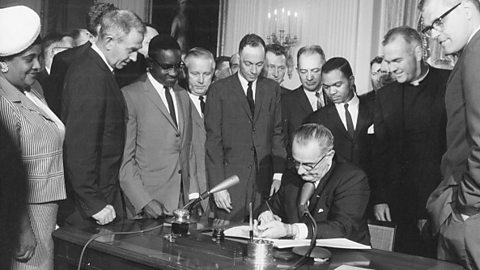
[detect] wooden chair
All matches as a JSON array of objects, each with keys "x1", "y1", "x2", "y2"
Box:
[{"x1": 367, "y1": 220, "x2": 397, "y2": 251}]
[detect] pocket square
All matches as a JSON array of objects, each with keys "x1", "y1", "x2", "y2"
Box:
[
  {"x1": 367, "y1": 124, "x2": 374, "y2": 134},
  {"x1": 318, "y1": 208, "x2": 324, "y2": 213}
]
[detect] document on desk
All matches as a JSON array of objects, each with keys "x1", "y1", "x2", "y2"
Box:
[{"x1": 224, "y1": 225, "x2": 371, "y2": 250}]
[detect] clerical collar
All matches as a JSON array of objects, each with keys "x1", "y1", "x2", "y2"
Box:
[{"x1": 410, "y1": 65, "x2": 429, "y2": 86}]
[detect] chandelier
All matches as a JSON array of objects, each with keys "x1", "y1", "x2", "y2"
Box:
[{"x1": 266, "y1": 8, "x2": 300, "y2": 50}]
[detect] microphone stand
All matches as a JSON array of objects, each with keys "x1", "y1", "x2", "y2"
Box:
[{"x1": 292, "y1": 207, "x2": 318, "y2": 269}]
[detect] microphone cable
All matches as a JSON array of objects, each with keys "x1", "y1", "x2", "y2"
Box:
[{"x1": 76, "y1": 223, "x2": 165, "y2": 270}]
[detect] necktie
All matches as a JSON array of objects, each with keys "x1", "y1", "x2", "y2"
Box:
[
  {"x1": 344, "y1": 103, "x2": 354, "y2": 137},
  {"x1": 246, "y1": 81, "x2": 254, "y2": 116},
  {"x1": 199, "y1": 95, "x2": 205, "y2": 114},
  {"x1": 315, "y1": 91, "x2": 323, "y2": 110},
  {"x1": 164, "y1": 86, "x2": 177, "y2": 127}
]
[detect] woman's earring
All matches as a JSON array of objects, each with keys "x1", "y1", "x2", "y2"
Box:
[{"x1": 0, "y1": 63, "x2": 8, "y2": 73}]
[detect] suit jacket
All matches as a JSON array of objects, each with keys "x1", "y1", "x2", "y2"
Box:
[
  {"x1": 205, "y1": 74, "x2": 286, "y2": 221},
  {"x1": 435, "y1": 30, "x2": 480, "y2": 218},
  {"x1": 48, "y1": 42, "x2": 145, "y2": 116},
  {"x1": 189, "y1": 95, "x2": 208, "y2": 209},
  {"x1": 0, "y1": 78, "x2": 66, "y2": 204},
  {"x1": 265, "y1": 159, "x2": 370, "y2": 245},
  {"x1": 304, "y1": 95, "x2": 374, "y2": 174},
  {"x1": 47, "y1": 41, "x2": 91, "y2": 116},
  {"x1": 120, "y1": 74, "x2": 197, "y2": 217},
  {"x1": 373, "y1": 66, "x2": 450, "y2": 219},
  {"x1": 282, "y1": 86, "x2": 330, "y2": 166},
  {"x1": 62, "y1": 47, "x2": 126, "y2": 226}
]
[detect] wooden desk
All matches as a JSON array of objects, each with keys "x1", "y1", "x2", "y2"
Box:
[{"x1": 53, "y1": 219, "x2": 462, "y2": 270}]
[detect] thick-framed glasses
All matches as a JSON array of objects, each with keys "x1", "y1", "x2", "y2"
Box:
[
  {"x1": 421, "y1": 2, "x2": 461, "y2": 37},
  {"x1": 150, "y1": 57, "x2": 184, "y2": 72},
  {"x1": 293, "y1": 151, "x2": 331, "y2": 172}
]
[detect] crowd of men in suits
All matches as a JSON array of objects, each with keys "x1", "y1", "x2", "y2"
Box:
[{"x1": 3, "y1": 0, "x2": 480, "y2": 269}]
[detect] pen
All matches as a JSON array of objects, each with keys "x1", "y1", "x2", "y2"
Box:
[
  {"x1": 265, "y1": 200, "x2": 273, "y2": 213},
  {"x1": 249, "y1": 202, "x2": 253, "y2": 242}
]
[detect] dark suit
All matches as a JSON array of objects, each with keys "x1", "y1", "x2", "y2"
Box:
[
  {"x1": 62, "y1": 48, "x2": 126, "y2": 227},
  {"x1": 282, "y1": 86, "x2": 330, "y2": 167},
  {"x1": 48, "y1": 42, "x2": 145, "y2": 116},
  {"x1": 47, "y1": 42, "x2": 91, "y2": 117},
  {"x1": 304, "y1": 95, "x2": 374, "y2": 174},
  {"x1": 373, "y1": 66, "x2": 449, "y2": 255},
  {"x1": 205, "y1": 74, "x2": 286, "y2": 221},
  {"x1": 428, "y1": 31, "x2": 480, "y2": 269},
  {"x1": 264, "y1": 159, "x2": 370, "y2": 245}
]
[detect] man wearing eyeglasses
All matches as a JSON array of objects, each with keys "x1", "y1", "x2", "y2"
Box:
[
  {"x1": 255, "y1": 123, "x2": 370, "y2": 245},
  {"x1": 420, "y1": 1, "x2": 480, "y2": 268},
  {"x1": 119, "y1": 35, "x2": 200, "y2": 219},
  {"x1": 372, "y1": 26, "x2": 450, "y2": 257}
]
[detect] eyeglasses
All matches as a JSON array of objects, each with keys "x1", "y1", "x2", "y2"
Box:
[
  {"x1": 150, "y1": 57, "x2": 184, "y2": 71},
  {"x1": 421, "y1": 2, "x2": 461, "y2": 37},
  {"x1": 293, "y1": 151, "x2": 331, "y2": 172}
]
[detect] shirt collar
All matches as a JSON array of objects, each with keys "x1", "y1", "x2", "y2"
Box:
[
  {"x1": 237, "y1": 72, "x2": 257, "y2": 90},
  {"x1": 147, "y1": 72, "x2": 167, "y2": 90},
  {"x1": 410, "y1": 64, "x2": 429, "y2": 86},
  {"x1": 91, "y1": 43, "x2": 114, "y2": 72},
  {"x1": 467, "y1": 25, "x2": 480, "y2": 44}
]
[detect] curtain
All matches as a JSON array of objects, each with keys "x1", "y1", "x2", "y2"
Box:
[{"x1": 220, "y1": 0, "x2": 378, "y2": 93}]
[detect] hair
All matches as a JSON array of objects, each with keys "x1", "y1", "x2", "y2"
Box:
[
  {"x1": 215, "y1": 56, "x2": 230, "y2": 67},
  {"x1": 238, "y1": 33, "x2": 266, "y2": 53},
  {"x1": 41, "y1": 32, "x2": 65, "y2": 55},
  {"x1": 321, "y1": 57, "x2": 353, "y2": 78},
  {"x1": 370, "y1": 56, "x2": 384, "y2": 67},
  {"x1": 419, "y1": 0, "x2": 480, "y2": 12},
  {"x1": 382, "y1": 26, "x2": 422, "y2": 47},
  {"x1": 86, "y1": 2, "x2": 118, "y2": 37},
  {"x1": 296, "y1": 45, "x2": 326, "y2": 66},
  {"x1": 148, "y1": 34, "x2": 181, "y2": 57},
  {"x1": 70, "y1": 28, "x2": 87, "y2": 40},
  {"x1": 265, "y1": 44, "x2": 288, "y2": 59},
  {"x1": 98, "y1": 9, "x2": 146, "y2": 41},
  {"x1": 184, "y1": 47, "x2": 215, "y2": 69},
  {"x1": 293, "y1": 123, "x2": 334, "y2": 152}
]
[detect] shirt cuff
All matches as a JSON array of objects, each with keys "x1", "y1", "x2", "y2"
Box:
[
  {"x1": 294, "y1": 223, "x2": 308, "y2": 239},
  {"x1": 273, "y1": 173, "x2": 283, "y2": 182},
  {"x1": 189, "y1": 193, "x2": 200, "y2": 200}
]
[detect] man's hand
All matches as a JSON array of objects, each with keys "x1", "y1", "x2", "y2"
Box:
[
  {"x1": 15, "y1": 216, "x2": 36, "y2": 262},
  {"x1": 214, "y1": 190, "x2": 232, "y2": 213},
  {"x1": 258, "y1": 210, "x2": 281, "y2": 225},
  {"x1": 92, "y1": 204, "x2": 116, "y2": 225},
  {"x1": 143, "y1": 200, "x2": 171, "y2": 219},
  {"x1": 374, "y1": 203, "x2": 392, "y2": 222},
  {"x1": 269, "y1": 179, "x2": 281, "y2": 197},
  {"x1": 257, "y1": 220, "x2": 290, "y2": 239}
]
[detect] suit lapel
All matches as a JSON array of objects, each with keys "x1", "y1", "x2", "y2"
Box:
[
  {"x1": 355, "y1": 100, "x2": 370, "y2": 140},
  {"x1": 331, "y1": 105, "x2": 352, "y2": 141},
  {"x1": 173, "y1": 85, "x2": 186, "y2": 134},
  {"x1": 144, "y1": 76, "x2": 178, "y2": 130},
  {"x1": 232, "y1": 76, "x2": 253, "y2": 120},
  {"x1": 0, "y1": 78, "x2": 54, "y2": 123},
  {"x1": 298, "y1": 88, "x2": 314, "y2": 114},
  {"x1": 253, "y1": 79, "x2": 265, "y2": 123}
]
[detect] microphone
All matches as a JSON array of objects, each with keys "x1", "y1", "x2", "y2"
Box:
[
  {"x1": 298, "y1": 182, "x2": 315, "y2": 216},
  {"x1": 183, "y1": 175, "x2": 240, "y2": 210}
]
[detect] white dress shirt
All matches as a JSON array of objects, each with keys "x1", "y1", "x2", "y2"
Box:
[
  {"x1": 304, "y1": 88, "x2": 325, "y2": 111},
  {"x1": 334, "y1": 95, "x2": 359, "y2": 131},
  {"x1": 238, "y1": 72, "x2": 257, "y2": 101},
  {"x1": 147, "y1": 72, "x2": 179, "y2": 124},
  {"x1": 91, "y1": 43, "x2": 114, "y2": 72},
  {"x1": 189, "y1": 92, "x2": 205, "y2": 117}
]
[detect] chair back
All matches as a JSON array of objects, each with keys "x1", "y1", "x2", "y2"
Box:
[{"x1": 367, "y1": 220, "x2": 396, "y2": 251}]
